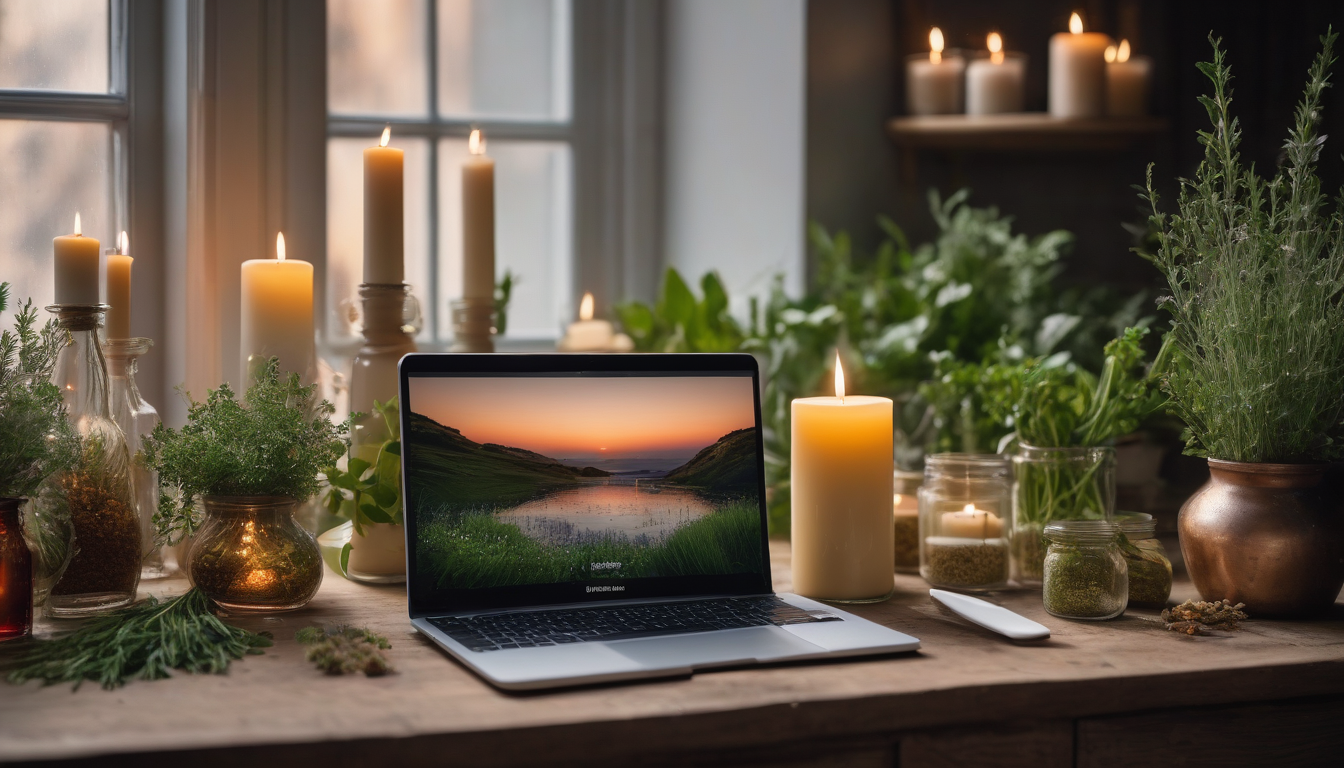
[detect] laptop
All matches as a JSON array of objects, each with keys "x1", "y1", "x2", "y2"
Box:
[{"x1": 398, "y1": 352, "x2": 920, "y2": 690}]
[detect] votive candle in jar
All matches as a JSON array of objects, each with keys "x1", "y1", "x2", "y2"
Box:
[
  {"x1": 906, "y1": 27, "x2": 965, "y2": 115},
  {"x1": 792, "y1": 355, "x2": 894, "y2": 602},
  {"x1": 966, "y1": 33, "x2": 1025, "y2": 115},
  {"x1": 1104, "y1": 39, "x2": 1151, "y2": 117},
  {"x1": 1049, "y1": 12, "x2": 1109, "y2": 118},
  {"x1": 893, "y1": 469, "x2": 923, "y2": 574},
  {"x1": 918, "y1": 454, "x2": 1011, "y2": 591}
]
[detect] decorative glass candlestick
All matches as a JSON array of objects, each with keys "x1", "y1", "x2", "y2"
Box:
[
  {"x1": 450, "y1": 297, "x2": 496, "y2": 353},
  {"x1": 918, "y1": 454, "x2": 1011, "y2": 592},
  {"x1": 105, "y1": 337, "x2": 166, "y2": 579},
  {"x1": 45, "y1": 304, "x2": 141, "y2": 617}
]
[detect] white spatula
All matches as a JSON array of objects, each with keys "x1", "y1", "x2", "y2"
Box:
[{"x1": 929, "y1": 589, "x2": 1051, "y2": 640}]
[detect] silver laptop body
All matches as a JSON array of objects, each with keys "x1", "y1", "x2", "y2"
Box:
[{"x1": 399, "y1": 353, "x2": 919, "y2": 691}]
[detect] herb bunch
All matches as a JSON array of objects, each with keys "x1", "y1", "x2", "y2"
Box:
[
  {"x1": 141, "y1": 358, "x2": 348, "y2": 544},
  {"x1": 295, "y1": 625, "x2": 393, "y2": 676},
  {"x1": 1144, "y1": 32, "x2": 1344, "y2": 463}
]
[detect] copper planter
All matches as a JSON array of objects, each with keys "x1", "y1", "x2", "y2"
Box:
[{"x1": 1178, "y1": 460, "x2": 1344, "y2": 617}]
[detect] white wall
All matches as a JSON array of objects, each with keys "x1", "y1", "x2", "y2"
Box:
[{"x1": 664, "y1": 0, "x2": 806, "y2": 313}]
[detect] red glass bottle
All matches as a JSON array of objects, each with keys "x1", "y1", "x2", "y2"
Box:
[{"x1": 0, "y1": 497, "x2": 34, "y2": 641}]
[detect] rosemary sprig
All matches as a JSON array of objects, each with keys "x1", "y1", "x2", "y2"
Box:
[{"x1": 2, "y1": 588, "x2": 272, "y2": 690}]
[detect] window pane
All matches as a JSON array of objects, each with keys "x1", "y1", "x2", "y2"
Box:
[
  {"x1": 326, "y1": 136, "x2": 431, "y2": 342},
  {"x1": 438, "y1": 138, "x2": 571, "y2": 340},
  {"x1": 0, "y1": 120, "x2": 112, "y2": 317},
  {"x1": 0, "y1": 0, "x2": 109, "y2": 92},
  {"x1": 437, "y1": 0, "x2": 570, "y2": 122},
  {"x1": 327, "y1": 0, "x2": 429, "y2": 118}
]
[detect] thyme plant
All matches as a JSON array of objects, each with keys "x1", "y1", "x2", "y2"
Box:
[{"x1": 1144, "y1": 32, "x2": 1344, "y2": 463}]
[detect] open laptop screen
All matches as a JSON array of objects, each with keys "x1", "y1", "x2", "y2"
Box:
[{"x1": 400, "y1": 354, "x2": 772, "y2": 615}]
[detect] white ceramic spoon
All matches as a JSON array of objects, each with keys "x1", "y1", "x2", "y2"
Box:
[{"x1": 929, "y1": 589, "x2": 1051, "y2": 641}]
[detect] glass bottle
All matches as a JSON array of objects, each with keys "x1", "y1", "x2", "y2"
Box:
[
  {"x1": 1042, "y1": 520, "x2": 1128, "y2": 620},
  {"x1": 44, "y1": 304, "x2": 141, "y2": 617},
  {"x1": 105, "y1": 337, "x2": 167, "y2": 579},
  {"x1": 1011, "y1": 444, "x2": 1116, "y2": 586},
  {"x1": 1117, "y1": 512, "x2": 1172, "y2": 608},
  {"x1": 188, "y1": 496, "x2": 322, "y2": 613},
  {"x1": 0, "y1": 497, "x2": 34, "y2": 641},
  {"x1": 917, "y1": 454, "x2": 1011, "y2": 591}
]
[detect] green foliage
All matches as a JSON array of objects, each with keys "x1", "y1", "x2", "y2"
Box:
[
  {"x1": 296, "y1": 625, "x2": 392, "y2": 676},
  {"x1": 0, "y1": 285, "x2": 79, "y2": 499},
  {"x1": 141, "y1": 358, "x2": 348, "y2": 544},
  {"x1": 616, "y1": 268, "x2": 745, "y2": 352},
  {"x1": 494, "y1": 269, "x2": 516, "y2": 336},
  {"x1": 2, "y1": 588, "x2": 272, "y2": 690},
  {"x1": 323, "y1": 397, "x2": 402, "y2": 533},
  {"x1": 1144, "y1": 31, "x2": 1344, "y2": 462}
]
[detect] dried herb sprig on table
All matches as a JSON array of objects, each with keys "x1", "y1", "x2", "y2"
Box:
[
  {"x1": 296, "y1": 625, "x2": 393, "y2": 676},
  {"x1": 1, "y1": 588, "x2": 273, "y2": 689},
  {"x1": 1162, "y1": 599, "x2": 1249, "y2": 635}
]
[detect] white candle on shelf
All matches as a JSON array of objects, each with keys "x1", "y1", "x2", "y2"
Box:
[
  {"x1": 462, "y1": 129, "x2": 496, "y2": 301},
  {"x1": 906, "y1": 27, "x2": 965, "y2": 116},
  {"x1": 240, "y1": 233, "x2": 315, "y2": 381},
  {"x1": 105, "y1": 231, "x2": 133, "y2": 339},
  {"x1": 940, "y1": 503, "x2": 1003, "y2": 539},
  {"x1": 1049, "y1": 12, "x2": 1110, "y2": 118},
  {"x1": 53, "y1": 213, "x2": 101, "y2": 305},
  {"x1": 1105, "y1": 39, "x2": 1152, "y2": 117},
  {"x1": 558, "y1": 292, "x2": 635, "y2": 352},
  {"x1": 966, "y1": 32, "x2": 1025, "y2": 115},
  {"x1": 363, "y1": 126, "x2": 404, "y2": 285}
]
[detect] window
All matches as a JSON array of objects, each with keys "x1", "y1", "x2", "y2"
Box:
[{"x1": 325, "y1": 0, "x2": 574, "y2": 347}]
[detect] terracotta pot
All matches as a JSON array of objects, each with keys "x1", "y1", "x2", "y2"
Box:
[{"x1": 1178, "y1": 459, "x2": 1344, "y2": 617}]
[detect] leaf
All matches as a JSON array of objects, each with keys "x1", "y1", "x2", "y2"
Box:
[
  {"x1": 340, "y1": 542, "x2": 352, "y2": 575},
  {"x1": 346, "y1": 457, "x2": 371, "y2": 479},
  {"x1": 367, "y1": 482, "x2": 398, "y2": 509},
  {"x1": 360, "y1": 502, "x2": 394, "y2": 524},
  {"x1": 660, "y1": 268, "x2": 697, "y2": 327},
  {"x1": 383, "y1": 440, "x2": 400, "y2": 456}
]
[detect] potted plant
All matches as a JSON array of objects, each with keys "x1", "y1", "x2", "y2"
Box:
[
  {"x1": 1145, "y1": 33, "x2": 1344, "y2": 616},
  {"x1": 0, "y1": 285, "x2": 80, "y2": 624},
  {"x1": 141, "y1": 359, "x2": 347, "y2": 613},
  {"x1": 323, "y1": 397, "x2": 406, "y2": 582}
]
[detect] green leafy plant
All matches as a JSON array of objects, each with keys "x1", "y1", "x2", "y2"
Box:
[
  {"x1": 494, "y1": 269, "x2": 516, "y2": 336},
  {"x1": 323, "y1": 397, "x2": 402, "y2": 572},
  {"x1": 616, "y1": 268, "x2": 745, "y2": 353},
  {"x1": 1144, "y1": 31, "x2": 1344, "y2": 463},
  {"x1": 140, "y1": 358, "x2": 348, "y2": 544}
]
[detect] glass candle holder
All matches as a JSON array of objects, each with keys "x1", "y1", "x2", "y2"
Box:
[
  {"x1": 893, "y1": 469, "x2": 923, "y2": 574},
  {"x1": 1011, "y1": 444, "x2": 1116, "y2": 586},
  {"x1": 187, "y1": 496, "x2": 322, "y2": 613},
  {"x1": 105, "y1": 337, "x2": 166, "y2": 580},
  {"x1": 918, "y1": 454, "x2": 1011, "y2": 591},
  {"x1": 0, "y1": 497, "x2": 34, "y2": 641},
  {"x1": 450, "y1": 297, "x2": 496, "y2": 353},
  {"x1": 1042, "y1": 520, "x2": 1128, "y2": 620}
]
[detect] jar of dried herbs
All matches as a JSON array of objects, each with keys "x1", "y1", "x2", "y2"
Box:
[
  {"x1": 918, "y1": 454, "x2": 1011, "y2": 591},
  {"x1": 1117, "y1": 512, "x2": 1172, "y2": 608},
  {"x1": 1042, "y1": 520, "x2": 1128, "y2": 620},
  {"x1": 187, "y1": 496, "x2": 322, "y2": 613}
]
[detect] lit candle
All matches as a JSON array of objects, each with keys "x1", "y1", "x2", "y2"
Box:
[
  {"x1": 240, "y1": 233, "x2": 315, "y2": 381},
  {"x1": 363, "y1": 126, "x2": 404, "y2": 285},
  {"x1": 53, "y1": 213, "x2": 101, "y2": 305},
  {"x1": 906, "y1": 27, "x2": 965, "y2": 116},
  {"x1": 1049, "y1": 12, "x2": 1110, "y2": 118},
  {"x1": 940, "y1": 503, "x2": 1003, "y2": 539},
  {"x1": 966, "y1": 32, "x2": 1025, "y2": 115},
  {"x1": 558, "y1": 292, "x2": 615, "y2": 351},
  {"x1": 791, "y1": 354, "x2": 895, "y2": 601},
  {"x1": 894, "y1": 493, "x2": 919, "y2": 517},
  {"x1": 462, "y1": 129, "x2": 496, "y2": 301},
  {"x1": 105, "y1": 231, "x2": 133, "y2": 339},
  {"x1": 1105, "y1": 39, "x2": 1151, "y2": 117}
]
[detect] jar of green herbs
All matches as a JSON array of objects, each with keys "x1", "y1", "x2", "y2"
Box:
[
  {"x1": 1117, "y1": 512, "x2": 1172, "y2": 608},
  {"x1": 1042, "y1": 520, "x2": 1127, "y2": 620}
]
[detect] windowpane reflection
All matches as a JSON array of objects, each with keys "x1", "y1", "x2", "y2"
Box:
[
  {"x1": 327, "y1": 0, "x2": 429, "y2": 117},
  {"x1": 0, "y1": 0, "x2": 109, "y2": 92},
  {"x1": 437, "y1": 0, "x2": 570, "y2": 121}
]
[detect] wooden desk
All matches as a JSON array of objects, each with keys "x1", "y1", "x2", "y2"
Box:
[{"x1": 4, "y1": 541, "x2": 1343, "y2": 768}]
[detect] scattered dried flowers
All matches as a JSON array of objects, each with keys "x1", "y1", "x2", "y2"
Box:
[
  {"x1": 296, "y1": 625, "x2": 393, "y2": 676},
  {"x1": 1161, "y1": 599, "x2": 1248, "y2": 635}
]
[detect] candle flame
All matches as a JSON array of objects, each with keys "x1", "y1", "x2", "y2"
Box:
[
  {"x1": 74, "y1": 212, "x2": 82, "y2": 236},
  {"x1": 988, "y1": 32, "x2": 1004, "y2": 64},
  {"x1": 1117, "y1": 39, "x2": 1131, "y2": 63},
  {"x1": 469, "y1": 128, "x2": 486, "y2": 156},
  {"x1": 834, "y1": 352, "x2": 846, "y2": 399},
  {"x1": 380, "y1": 126, "x2": 391, "y2": 147},
  {"x1": 963, "y1": 503, "x2": 978, "y2": 514},
  {"x1": 894, "y1": 494, "x2": 903, "y2": 506},
  {"x1": 1069, "y1": 12, "x2": 1083, "y2": 34},
  {"x1": 1105, "y1": 44, "x2": 1116, "y2": 63},
  {"x1": 276, "y1": 232, "x2": 286, "y2": 262},
  {"x1": 579, "y1": 292, "x2": 594, "y2": 321},
  {"x1": 118, "y1": 231, "x2": 129, "y2": 255},
  {"x1": 929, "y1": 27, "x2": 944, "y2": 64}
]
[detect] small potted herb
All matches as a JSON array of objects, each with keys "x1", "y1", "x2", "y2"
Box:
[
  {"x1": 323, "y1": 397, "x2": 406, "y2": 582},
  {"x1": 1144, "y1": 32, "x2": 1344, "y2": 616},
  {"x1": 141, "y1": 359, "x2": 347, "y2": 613}
]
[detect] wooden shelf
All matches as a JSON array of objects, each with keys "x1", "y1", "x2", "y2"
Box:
[{"x1": 887, "y1": 113, "x2": 1169, "y2": 152}]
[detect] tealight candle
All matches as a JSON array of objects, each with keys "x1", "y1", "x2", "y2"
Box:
[
  {"x1": 1049, "y1": 12, "x2": 1109, "y2": 118},
  {"x1": 940, "y1": 503, "x2": 1003, "y2": 539},
  {"x1": 906, "y1": 27, "x2": 965, "y2": 115},
  {"x1": 558, "y1": 292, "x2": 634, "y2": 352},
  {"x1": 1105, "y1": 39, "x2": 1152, "y2": 117},
  {"x1": 966, "y1": 33, "x2": 1025, "y2": 115}
]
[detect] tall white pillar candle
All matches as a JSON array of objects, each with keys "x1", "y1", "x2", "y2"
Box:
[
  {"x1": 966, "y1": 34, "x2": 1025, "y2": 115},
  {"x1": 906, "y1": 27, "x2": 965, "y2": 116},
  {"x1": 363, "y1": 126, "x2": 405, "y2": 285},
  {"x1": 1049, "y1": 13, "x2": 1110, "y2": 118},
  {"x1": 462, "y1": 129, "x2": 496, "y2": 301},
  {"x1": 240, "y1": 233, "x2": 315, "y2": 381},
  {"x1": 1105, "y1": 40, "x2": 1152, "y2": 117},
  {"x1": 105, "y1": 231, "x2": 133, "y2": 339},
  {"x1": 53, "y1": 213, "x2": 101, "y2": 305}
]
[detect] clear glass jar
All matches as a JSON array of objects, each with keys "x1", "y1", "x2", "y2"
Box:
[
  {"x1": 188, "y1": 496, "x2": 322, "y2": 613},
  {"x1": 1117, "y1": 512, "x2": 1172, "y2": 608},
  {"x1": 0, "y1": 497, "x2": 34, "y2": 641},
  {"x1": 1012, "y1": 444, "x2": 1116, "y2": 586},
  {"x1": 1042, "y1": 520, "x2": 1128, "y2": 620},
  {"x1": 893, "y1": 469, "x2": 923, "y2": 574},
  {"x1": 45, "y1": 304, "x2": 141, "y2": 617},
  {"x1": 918, "y1": 454, "x2": 1011, "y2": 591},
  {"x1": 105, "y1": 337, "x2": 166, "y2": 579}
]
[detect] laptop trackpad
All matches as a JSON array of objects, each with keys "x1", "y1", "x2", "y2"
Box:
[{"x1": 610, "y1": 627, "x2": 823, "y2": 668}]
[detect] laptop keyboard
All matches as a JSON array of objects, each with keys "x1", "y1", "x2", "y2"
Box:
[{"x1": 429, "y1": 596, "x2": 842, "y2": 652}]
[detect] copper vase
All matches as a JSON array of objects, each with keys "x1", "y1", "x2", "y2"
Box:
[{"x1": 1178, "y1": 460, "x2": 1344, "y2": 617}]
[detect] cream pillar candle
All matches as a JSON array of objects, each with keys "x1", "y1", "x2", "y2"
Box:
[
  {"x1": 105, "y1": 231, "x2": 133, "y2": 339},
  {"x1": 364, "y1": 126, "x2": 405, "y2": 285},
  {"x1": 966, "y1": 33, "x2": 1025, "y2": 115},
  {"x1": 940, "y1": 504, "x2": 1003, "y2": 538},
  {"x1": 791, "y1": 355, "x2": 895, "y2": 602},
  {"x1": 1105, "y1": 40, "x2": 1152, "y2": 117},
  {"x1": 906, "y1": 27, "x2": 965, "y2": 116},
  {"x1": 53, "y1": 213, "x2": 101, "y2": 305},
  {"x1": 463, "y1": 129, "x2": 496, "y2": 301},
  {"x1": 240, "y1": 233, "x2": 315, "y2": 381},
  {"x1": 1049, "y1": 12, "x2": 1110, "y2": 118}
]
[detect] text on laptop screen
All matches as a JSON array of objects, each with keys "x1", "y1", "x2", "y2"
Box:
[{"x1": 403, "y1": 374, "x2": 764, "y2": 591}]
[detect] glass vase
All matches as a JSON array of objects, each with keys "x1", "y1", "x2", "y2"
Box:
[
  {"x1": 105, "y1": 337, "x2": 167, "y2": 579},
  {"x1": 187, "y1": 496, "x2": 322, "y2": 613},
  {"x1": 45, "y1": 304, "x2": 141, "y2": 617},
  {"x1": 1011, "y1": 444, "x2": 1116, "y2": 586},
  {"x1": 0, "y1": 497, "x2": 34, "y2": 641}
]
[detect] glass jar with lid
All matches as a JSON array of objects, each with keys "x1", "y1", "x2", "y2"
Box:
[
  {"x1": 1117, "y1": 512, "x2": 1172, "y2": 608},
  {"x1": 918, "y1": 454, "x2": 1011, "y2": 591},
  {"x1": 1042, "y1": 520, "x2": 1128, "y2": 620}
]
